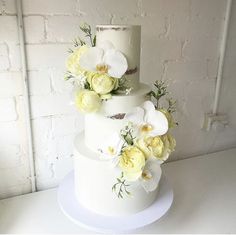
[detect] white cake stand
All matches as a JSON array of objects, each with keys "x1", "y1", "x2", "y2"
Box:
[{"x1": 58, "y1": 171, "x2": 173, "y2": 233}]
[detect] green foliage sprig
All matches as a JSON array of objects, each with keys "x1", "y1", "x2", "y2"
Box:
[
  {"x1": 167, "y1": 97, "x2": 177, "y2": 114},
  {"x1": 64, "y1": 71, "x2": 74, "y2": 81},
  {"x1": 149, "y1": 80, "x2": 178, "y2": 113},
  {"x1": 112, "y1": 173, "x2": 131, "y2": 199},
  {"x1": 79, "y1": 23, "x2": 96, "y2": 47},
  {"x1": 120, "y1": 124, "x2": 135, "y2": 146},
  {"x1": 149, "y1": 80, "x2": 168, "y2": 109},
  {"x1": 149, "y1": 80, "x2": 178, "y2": 126},
  {"x1": 68, "y1": 22, "x2": 95, "y2": 54},
  {"x1": 111, "y1": 76, "x2": 130, "y2": 94},
  {"x1": 72, "y1": 37, "x2": 86, "y2": 48}
]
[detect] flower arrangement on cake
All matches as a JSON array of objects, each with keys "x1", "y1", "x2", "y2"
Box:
[
  {"x1": 99, "y1": 80, "x2": 178, "y2": 198},
  {"x1": 64, "y1": 23, "x2": 177, "y2": 201},
  {"x1": 65, "y1": 23, "x2": 131, "y2": 113}
]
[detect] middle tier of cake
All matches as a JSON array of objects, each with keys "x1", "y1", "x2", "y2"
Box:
[{"x1": 84, "y1": 83, "x2": 150, "y2": 152}]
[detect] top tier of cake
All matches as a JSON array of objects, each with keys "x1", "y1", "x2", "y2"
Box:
[{"x1": 96, "y1": 25, "x2": 141, "y2": 90}]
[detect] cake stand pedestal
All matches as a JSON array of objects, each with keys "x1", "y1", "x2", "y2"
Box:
[{"x1": 58, "y1": 171, "x2": 173, "y2": 233}]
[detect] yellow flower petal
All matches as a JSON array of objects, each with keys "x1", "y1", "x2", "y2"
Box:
[
  {"x1": 136, "y1": 136, "x2": 164, "y2": 159},
  {"x1": 89, "y1": 73, "x2": 116, "y2": 95},
  {"x1": 75, "y1": 90, "x2": 101, "y2": 113},
  {"x1": 66, "y1": 45, "x2": 88, "y2": 76},
  {"x1": 119, "y1": 146, "x2": 145, "y2": 181}
]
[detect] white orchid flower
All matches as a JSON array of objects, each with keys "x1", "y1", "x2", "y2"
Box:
[
  {"x1": 79, "y1": 40, "x2": 128, "y2": 78},
  {"x1": 125, "y1": 101, "x2": 169, "y2": 136},
  {"x1": 98, "y1": 132, "x2": 124, "y2": 167},
  {"x1": 139, "y1": 157, "x2": 162, "y2": 193}
]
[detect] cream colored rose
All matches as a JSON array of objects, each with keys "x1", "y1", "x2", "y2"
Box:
[
  {"x1": 88, "y1": 73, "x2": 117, "y2": 95},
  {"x1": 66, "y1": 45, "x2": 88, "y2": 76},
  {"x1": 75, "y1": 90, "x2": 101, "y2": 113},
  {"x1": 136, "y1": 136, "x2": 164, "y2": 160},
  {"x1": 162, "y1": 133, "x2": 176, "y2": 152},
  {"x1": 149, "y1": 133, "x2": 176, "y2": 162},
  {"x1": 159, "y1": 109, "x2": 176, "y2": 129},
  {"x1": 119, "y1": 146, "x2": 146, "y2": 181}
]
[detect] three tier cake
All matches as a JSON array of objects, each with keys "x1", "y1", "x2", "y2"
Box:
[{"x1": 65, "y1": 24, "x2": 176, "y2": 217}]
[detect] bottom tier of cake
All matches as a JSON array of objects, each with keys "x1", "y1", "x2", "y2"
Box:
[{"x1": 74, "y1": 133, "x2": 160, "y2": 216}]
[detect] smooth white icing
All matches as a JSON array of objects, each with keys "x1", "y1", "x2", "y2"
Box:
[
  {"x1": 96, "y1": 25, "x2": 141, "y2": 90},
  {"x1": 74, "y1": 133, "x2": 159, "y2": 216},
  {"x1": 84, "y1": 83, "x2": 150, "y2": 152}
]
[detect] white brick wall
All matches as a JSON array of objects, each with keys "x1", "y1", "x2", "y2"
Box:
[
  {"x1": 0, "y1": 0, "x2": 31, "y2": 198},
  {"x1": 24, "y1": 16, "x2": 45, "y2": 43},
  {"x1": 0, "y1": 16, "x2": 18, "y2": 43},
  {"x1": 0, "y1": 72, "x2": 22, "y2": 96},
  {"x1": 0, "y1": 44, "x2": 10, "y2": 70},
  {"x1": 1, "y1": 0, "x2": 236, "y2": 199},
  {"x1": 26, "y1": 44, "x2": 69, "y2": 69},
  {"x1": 22, "y1": 0, "x2": 78, "y2": 15},
  {"x1": 0, "y1": 98, "x2": 18, "y2": 121}
]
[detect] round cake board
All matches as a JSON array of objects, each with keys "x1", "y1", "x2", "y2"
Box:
[{"x1": 58, "y1": 171, "x2": 173, "y2": 233}]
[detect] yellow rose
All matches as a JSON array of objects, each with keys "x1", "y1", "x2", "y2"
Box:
[
  {"x1": 136, "y1": 136, "x2": 164, "y2": 159},
  {"x1": 150, "y1": 133, "x2": 176, "y2": 162},
  {"x1": 159, "y1": 109, "x2": 176, "y2": 129},
  {"x1": 119, "y1": 146, "x2": 146, "y2": 181},
  {"x1": 66, "y1": 45, "x2": 88, "y2": 75},
  {"x1": 88, "y1": 73, "x2": 117, "y2": 95},
  {"x1": 161, "y1": 133, "x2": 176, "y2": 152},
  {"x1": 75, "y1": 90, "x2": 101, "y2": 113}
]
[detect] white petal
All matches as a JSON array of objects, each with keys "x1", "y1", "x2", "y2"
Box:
[
  {"x1": 103, "y1": 49, "x2": 128, "y2": 78},
  {"x1": 140, "y1": 158, "x2": 162, "y2": 193},
  {"x1": 79, "y1": 47, "x2": 103, "y2": 71},
  {"x1": 158, "y1": 149, "x2": 170, "y2": 163},
  {"x1": 110, "y1": 155, "x2": 121, "y2": 168},
  {"x1": 143, "y1": 101, "x2": 155, "y2": 114},
  {"x1": 98, "y1": 40, "x2": 115, "y2": 51},
  {"x1": 98, "y1": 132, "x2": 123, "y2": 160},
  {"x1": 125, "y1": 107, "x2": 145, "y2": 125},
  {"x1": 124, "y1": 170, "x2": 142, "y2": 182},
  {"x1": 146, "y1": 110, "x2": 168, "y2": 136}
]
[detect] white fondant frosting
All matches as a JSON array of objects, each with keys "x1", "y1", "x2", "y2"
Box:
[
  {"x1": 96, "y1": 25, "x2": 141, "y2": 90},
  {"x1": 74, "y1": 133, "x2": 159, "y2": 216}
]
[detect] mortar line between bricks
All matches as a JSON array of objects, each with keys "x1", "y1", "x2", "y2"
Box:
[
  {"x1": 31, "y1": 113, "x2": 78, "y2": 120},
  {"x1": 25, "y1": 42, "x2": 72, "y2": 45},
  {"x1": 22, "y1": 13, "x2": 84, "y2": 17},
  {"x1": 0, "y1": 13, "x2": 17, "y2": 16}
]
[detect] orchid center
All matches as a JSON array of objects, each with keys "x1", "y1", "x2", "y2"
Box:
[
  {"x1": 142, "y1": 170, "x2": 152, "y2": 180},
  {"x1": 108, "y1": 146, "x2": 116, "y2": 155},
  {"x1": 141, "y1": 124, "x2": 153, "y2": 133},
  {"x1": 96, "y1": 64, "x2": 109, "y2": 73}
]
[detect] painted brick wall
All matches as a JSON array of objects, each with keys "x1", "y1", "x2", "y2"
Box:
[
  {"x1": 1, "y1": 0, "x2": 235, "y2": 198},
  {"x1": 0, "y1": 0, "x2": 31, "y2": 198}
]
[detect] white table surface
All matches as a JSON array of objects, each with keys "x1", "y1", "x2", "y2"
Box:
[{"x1": 0, "y1": 148, "x2": 236, "y2": 234}]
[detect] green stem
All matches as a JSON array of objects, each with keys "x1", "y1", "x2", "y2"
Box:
[{"x1": 88, "y1": 33, "x2": 93, "y2": 46}]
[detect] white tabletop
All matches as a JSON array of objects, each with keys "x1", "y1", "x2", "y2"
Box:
[{"x1": 0, "y1": 148, "x2": 236, "y2": 234}]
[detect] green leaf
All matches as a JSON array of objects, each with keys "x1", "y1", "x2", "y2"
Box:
[
  {"x1": 117, "y1": 178, "x2": 122, "y2": 183},
  {"x1": 93, "y1": 35, "x2": 96, "y2": 47}
]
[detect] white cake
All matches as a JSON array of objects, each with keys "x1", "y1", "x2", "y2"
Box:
[{"x1": 73, "y1": 25, "x2": 163, "y2": 216}]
